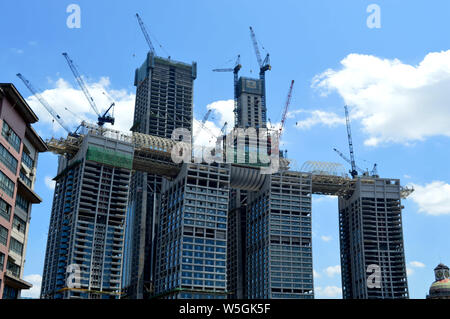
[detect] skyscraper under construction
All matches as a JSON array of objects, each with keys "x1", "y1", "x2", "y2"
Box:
[
  {"x1": 41, "y1": 128, "x2": 134, "y2": 299},
  {"x1": 125, "y1": 52, "x2": 197, "y2": 298},
  {"x1": 339, "y1": 177, "x2": 409, "y2": 299}
]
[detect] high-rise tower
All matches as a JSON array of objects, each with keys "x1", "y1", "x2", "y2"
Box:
[
  {"x1": 339, "y1": 177, "x2": 409, "y2": 299},
  {"x1": 234, "y1": 77, "x2": 266, "y2": 129},
  {"x1": 154, "y1": 163, "x2": 230, "y2": 299},
  {"x1": 126, "y1": 52, "x2": 197, "y2": 298},
  {"x1": 41, "y1": 131, "x2": 134, "y2": 299}
]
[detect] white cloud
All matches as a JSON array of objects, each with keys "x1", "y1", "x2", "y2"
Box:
[
  {"x1": 44, "y1": 176, "x2": 55, "y2": 190},
  {"x1": 409, "y1": 181, "x2": 450, "y2": 216},
  {"x1": 312, "y1": 51, "x2": 450, "y2": 146},
  {"x1": 313, "y1": 269, "x2": 321, "y2": 279},
  {"x1": 21, "y1": 274, "x2": 42, "y2": 299},
  {"x1": 315, "y1": 286, "x2": 342, "y2": 299},
  {"x1": 325, "y1": 265, "x2": 341, "y2": 277},
  {"x1": 409, "y1": 261, "x2": 426, "y2": 268},
  {"x1": 407, "y1": 268, "x2": 415, "y2": 276},
  {"x1": 192, "y1": 99, "x2": 234, "y2": 156},
  {"x1": 24, "y1": 77, "x2": 135, "y2": 138},
  {"x1": 321, "y1": 235, "x2": 332, "y2": 242},
  {"x1": 206, "y1": 99, "x2": 234, "y2": 130},
  {"x1": 294, "y1": 110, "x2": 345, "y2": 130}
]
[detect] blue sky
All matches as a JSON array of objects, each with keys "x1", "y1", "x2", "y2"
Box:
[{"x1": 1, "y1": 0, "x2": 450, "y2": 298}]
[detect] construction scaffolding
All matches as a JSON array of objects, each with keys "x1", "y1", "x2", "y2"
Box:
[{"x1": 45, "y1": 122, "x2": 413, "y2": 199}]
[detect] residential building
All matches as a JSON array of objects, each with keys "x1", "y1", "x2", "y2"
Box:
[{"x1": 0, "y1": 83, "x2": 47, "y2": 299}]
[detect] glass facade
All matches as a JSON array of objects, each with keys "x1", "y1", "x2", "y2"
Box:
[
  {"x1": 246, "y1": 172, "x2": 314, "y2": 299},
  {"x1": 155, "y1": 163, "x2": 230, "y2": 299}
]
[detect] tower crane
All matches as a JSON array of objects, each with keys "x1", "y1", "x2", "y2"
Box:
[
  {"x1": 62, "y1": 52, "x2": 115, "y2": 127},
  {"x1": 249, "y1": 26, "x2": 271, "y2": 125},
  {"x1": 279, "y1": 80, "x2": 294, "y2": 139},
  {"x1": 194, "y1": 109, "x2": 213, "y2": 140},
  {"x1": 343, "y1": 105, "x2": 358, "y2": 178},
  {"x1": 16, "y1": 73, "x2": 76, "y2": 136},
  {"x1": 272, "y1": 80, "x2": 294, "y2": 159},
  {"x1": 213, "y1": 55, "x2": 241, "y2": 127},
  {"x1": 220, "y1": 122, "x2": 228, "y2": 136},
  {"x1": 335, "y1": 105, "x2": 378, "y2": 178},
  {"x1": 333, "y1": 148, "x2": 368, "y2": 177},
  {"x1": 136, "y1": 13, "x2": 155, "y2": 54}
]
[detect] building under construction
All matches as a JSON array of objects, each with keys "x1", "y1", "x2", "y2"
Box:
[
  {"x1": 36, "y1": 18, "x2": 413, "y2": 299},
  {"x1": 41, "y1": 130, "x2": 134, "y2": 299},
  {"x1": 125, "y1": 51, "x2": 197, "y2": 299},
  {"x1": 339, "y1": 178, "x2": 409, "y2": 299}
]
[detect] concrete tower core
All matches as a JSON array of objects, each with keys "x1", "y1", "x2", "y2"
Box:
[{"x1": 235, "y1": 77, "x2": 266, "y2": 129}]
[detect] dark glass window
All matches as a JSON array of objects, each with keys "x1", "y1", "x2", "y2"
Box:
[
  {"x1": 9, "y1": 237, "x2": 23, "y2": 255},
  {"x1": 0, "y1": 198, "x2": 11, "y2": 222},
  {"x1": 21, "y1": 151, "x2": 33, "y2": 169},
  {"x1": 6, "y1": 259, "x2": 20, "y2": 277},
  {"x1": 15, "y1": 193, "x2": 29, "y2": 212},
  {"x1": 0, "y1": 170, "x2": 15, "y2": 198},
  {"x1": 1, "y1": 121, "x2": 21, "y2": 153},
  {"x1": 19, "y1": 171, "x2": 31, "y2": 188},
  {"x1": 0, "y1": 143, "x2": 18, "y2": 174},
  {"x1": 0, "y1": 225, "x2": 8, "y2": 246},
  {"x1": 12, "y1": 215, "x2": 26, "y2": 234}
]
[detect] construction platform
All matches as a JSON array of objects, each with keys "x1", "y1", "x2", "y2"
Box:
[{"x1": 46, "y1": 122, "x2": 413, "y2": 199}]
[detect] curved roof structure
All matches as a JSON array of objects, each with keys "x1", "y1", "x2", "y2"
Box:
[{"x1": 301, "y1": 161, "x2": 348, "y2": 177}]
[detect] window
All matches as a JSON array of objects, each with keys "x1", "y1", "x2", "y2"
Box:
[
  {"x1": 0, "y1": 198, "x2": 11, "y2": 222},
  {"x1": 12, "y1": 215, "x2": 26, "y2": 234},
  {"x1": 21, "y1": 151, "x2": 34, "y2": 169},
  {"x1": 19, "y1": 171, "x2": 32, "y2": 188},
  {"x1": 1, "y1": 121, "x2": 21, "y2": 153},
  {"x1": 0, "y1": 225, "x2": 8, "y2": 246},
  {"x1": 6, "y1": 259, "x2": 20, "y2": 278},
  {"x1": 15, "y1": 193, "x2": 29, "y2": 212},
  {"x1": 2, "y1": 284, "x2": 18, "y2": 299},
  {"x1": 0, "y1": 253, "x2": 4, "y2": 271},
  {"x1": 9, "y1": 237, "x2": 23, "y2": 255},
  {"x1": 0, "y1": 144, "x2": 18, "y2": 174},
  {"x1": 0, "y1": 170, "x2": 15, "y2": 198}
]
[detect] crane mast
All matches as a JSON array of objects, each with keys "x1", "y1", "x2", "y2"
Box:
[
  {"x1": 249, "y1": 26, "x2": 270, "y2": 126},
  {"x1": 344, "y1": 105, "x2": 358, "y2": 178},
  {"x1": 213, "y1": 55, "x2": 241, "y2": 127}
]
